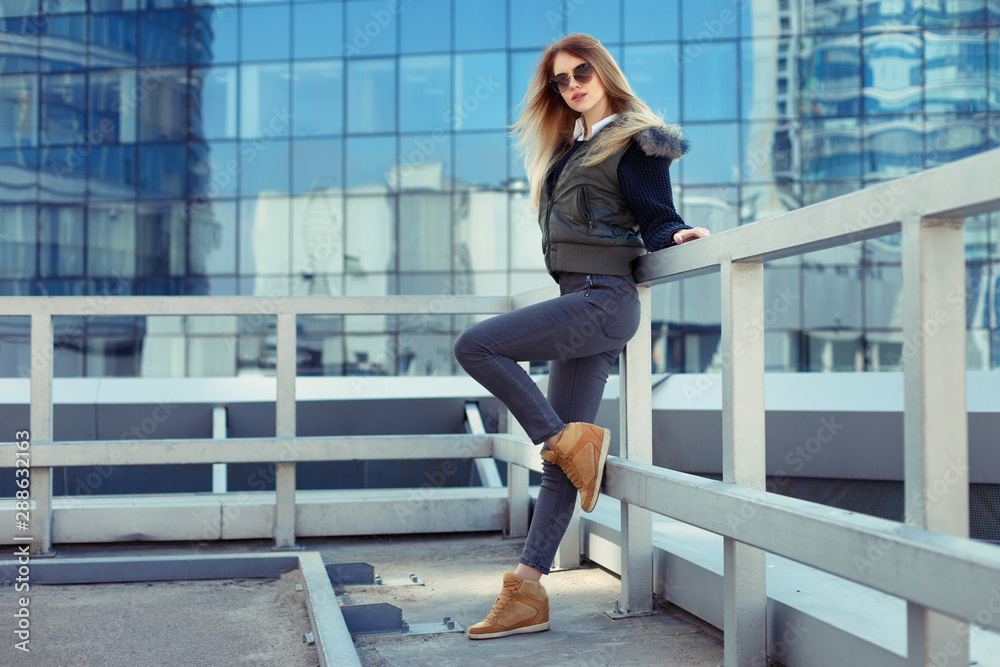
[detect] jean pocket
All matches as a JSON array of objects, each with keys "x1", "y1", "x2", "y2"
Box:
[{"x1": 587, "y1": 282, "x2": 641, "y2": 340}]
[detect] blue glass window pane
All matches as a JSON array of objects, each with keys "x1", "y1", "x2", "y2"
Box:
[
  {"x1": 682, "y1": 185, "x2": 738, "y2": 233},
  {"x1": 39, "y1": 145, "x2": 84, "y2": 199},
  {"x1": 679, "y1": 122, "x2": 738, "y2": 184},
  {"x1": 41, "y1": 71, "x2": 85, "y2": 144},
  {"x1": 740, "y1": 182, "x2": 800, "y2": 224},
  {"x1": 191, "y1": 66, "x2": 238, "y2": 140},
  {"x1": 0, "y1": 26, "x2": 39, "y2": 74},
  {"x1": 136, "y1": 202, "x2": 185, "y2": 277},
  {"x1": 189, "y1": 140, "x2": 238, "y2": 199},
  {"x1": 345, "y1": 134, "x2": 394, "y2": 190},
  {"x1": 925, "y1": 0, "x2": 987, "y2": 27},
  {"x1": 398, "y1": 193, "x2": 451, "y2": 271},
  {"x1": 139, "y1": 10, "x2": 188, "y2": 65},
  {"x1": 510, "y1": 50, "x2": 539, "y2": 120},
  {"x1": 346, "y1": 196, "x2": 395, "y2": 274},
  {"x1": 240, "y1": 63, "x2": 291, "y2": 138},
  {"x1": 139, "y1": 68, "x2": 186, "y2": 142},
  {"x1": 344, "y1": 0, "x2": 397, "y2": 57},
  {"x1": 239, "y1": 139, "x2": 290, "y2": 197},
  {"x1": 924, "y1": 29, "x2": 987, "y2": 112},
  {"x1": 683, "y1": 0, "x2": 739, "y2": 41},
  {"x1": 803, "y1": 265, "x2": 862, "y2": 329},
  {"x1": 454, "y1": 52, "x2": 507, "y2": 131},
  {"x1": 293, "y1": 138, "x2": 343, "y2": 194},
  {"x1": 0, "y1": 205, "x2": 36, "y2": 278},
  {"x1": 401, "y1": 0, "x2": 449, "y2": 54},
  {"x1": 293, "y1": 60, "x2": 344, "y2": 137},
  {"x1": 39, "y1": 205, "x2": 84, "y2": 277},
  {"x1": 0, "y1": 74, "x2": 39, "y2": 147},
  {"x1": 454, "y1": 132, "x2": 506, "y2": 189},
  {"x1": 40, "y1": 14, "x2": 87, "y2": 71},
  {"x1": 742, "y1": 121, "x2": 797, "y2": 182},
  {"x1": 990, "y1": 1, "x2": 1000, "y2": 25},
  {"x1": 798, "y1": 34, "x2": 861, "y2": 118},
  {"x1": 623, "y1": 44, "x2": 680, "y2": 122},
  {"x1": 862, "y1": 32, "x2": 923, "y2": 114},
  {"x1": 991, "y1": 28, "x2": 1000, "y2": 110},
  {"x1": 682, "y1": 41, "x2": 738, "y2": 121},
  {"x1": 0, "y1": 147, "x2": 36, "y2": 201},
  {"x1": 399, "y1": 55, "x2": 450, "y2": 133},
  {"x1": 0, "y1": 0, "x2": 39, "y2": 17},
  {"x1": 89, "y1": 71, "x2": 135, "y2": 145},
  {"x1": 510, "y1": 0, "x2": 561, "y2": 49},
  {"x1": 294, "y1": 2, "x2": 343, "y2": 60},
  {"x1": 742, "y1": 38, "x2": 795, "y2": 120},
  {"x1": 802, "y1": 118, "x2": 862, "y2": 180},
  {"x1": 190, "y1": 200, "x2": 237, "y2": 275},
  {"x1": 191, "y1": 6, "x2": 238, "y2": 65},
  {"x1": 88, "y1": 203, "x2": 136, "y2": 277},
  {"x1": 567, "y1": 0, "x2": 621, "y2": 44},
  {"x1": 863, "y1": 115, "x2": 923, "y2": 180},
  {"x1": 41, "y1": 0, "x2": 85, "y2": 14},
  {"x1": 862, "y1": 0, "x2": 923, "y2": 29},
  {"x1": 138, "y1": 143, "x2": 184, "y2": 199},
  {"x1": 623, "y1": 0, "x2": 679, "y2": 42},
  {"x1": 89, "y1": 145, "x2": 136, "y2": 199},
  {"x1": 239, "y1": 196, "x2": 290, "y2": 275},
  {"x1": 346, "y1": 58, "x2": 395, "y2": 134},
  {"x1": 241, "y1": 4, "x2": 290, "y2": 62},
  {"x1": 455, "y1": 194, "x2": 508, "y2": 271},
  {"x1": 89, "y1": 13, "x2": 137, "y2": 70},
  {"x1": 802, "y1": 0, "x2": 861, "y2": 33},
  {"x1": 454, "y1": 0, "x2": 505, "y2": 51},
  {"x1": 398, "y1": 132, "x2": 450, "y2": 189}
]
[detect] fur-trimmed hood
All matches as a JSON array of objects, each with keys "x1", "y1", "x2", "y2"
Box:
[{"x1": 634, "y1": 123, "x2": 689, "y2": 160}]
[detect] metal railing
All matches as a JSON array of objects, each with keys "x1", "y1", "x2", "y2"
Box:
[{"x1": 2, "y1": 147, "x2": 1000, "y2": 666}]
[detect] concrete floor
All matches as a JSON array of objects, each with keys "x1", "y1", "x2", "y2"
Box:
[{"x1": 0, "y1": 533, "x2": 725, "y2": 666}]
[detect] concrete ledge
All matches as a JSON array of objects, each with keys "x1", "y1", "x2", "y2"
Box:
[{"x1": 0, "y1": 550, "x2": 362, "y2": 667}]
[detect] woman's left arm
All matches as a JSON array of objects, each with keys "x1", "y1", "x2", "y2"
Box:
[{"x1": 618, "y1": 142, "x2": 709, "y2": 250}]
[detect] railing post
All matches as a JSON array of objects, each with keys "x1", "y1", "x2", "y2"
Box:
[
  {"x1": 902, "y1": 215, "x2": 970, "y2": 666},
  {"x1": 273, "y1": 312, "x2": 298, "y2": 550},
  {"x1": 552, "y1": 503, "x2": 581, "y2": 570},
  {"x1": 506, "y1": 361, "x2": 530, "y2": 537},
  {"x1": 28, "y1": 313, "x2": 56, "y2": 557},
  {"x1": 618, "y1": 284, "x2": 654, "y2": 615},
  {"x1": 720, "y1": 258, "x2": 766, "y2": 665}
]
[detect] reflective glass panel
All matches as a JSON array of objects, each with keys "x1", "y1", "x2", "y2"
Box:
[
  {"x1": 802, "y1": 0, "x2": 861, "y2": 33},
  {"x1": 0, "y1": 147, "x2": 36, "y2": 202},
  {"x1": 623, "y1": 44, "x2": 680, "y2": 122},
  {"x1": 344, "y1": 0, "x2": 397, "y2": 57},
  {"x1": 742, "y1": 121, "x2": 797, "y2": 182},
  {"x1": 39, "y1": 145, "x2": 84, "y2": 200},
  {"x1": 454, "y1": 132, "x2": 507, "y2": 189},
  {"x1": 802, "y1": 117, "x2": 862, "y2": 180},
  {"x1": 862, "y1": 0, "x2": 923, "y2": 29},
  {"x1": 189, "y1": 199, "x2": 237, "y2": 275},
  {"x1": 89, "y1": 70, "x2": 136, "y2": 145},
  {"x1": 509, "y1": 191, "x2": 545, "y2": 271},
  {"x1": 345, "y1": 195, "x2": 395, "y2": 273},
  {"x1": 399, "y1": 55, "x2": 450, "y2": 133},
  {"x1": 763, "y1": 266, "x2": 801, "y2": 330},
  {"x1": 454, "y1": 191, "x2": 508, "y2": 272},
  {"x1": 510, "y1": 0, "x2": 562, "y2": 49},
  {"x1": 139, "y1": 10, "x2": 188, "y2": 65},
  {"x1": 138, "y1": 143, "x2": 184, "y2": 200},
  {"x1": 739, "y1": 182, "x2": 800, "y2": 224},
  {"x1": 682, "y1": 272, "x2": 722, "y2": 326},
  {"x1": 864, "y1": 265, "x2": 903, "y2": 328},
  {"x1": 401, "y1": 0, "x2": 449, "y2": 53},
  {"x1": 863, "y1": 115, "x2": 923, "y2": 180},
  {"x1": 566, "y1": 0, "x2": 621, "y2": 44},
  {"x1": 803, "y1": 265, "x2": 863, "y2": 328},
  {"x1": 682, "y1": 41, "x2": 738, "y2": 121},
  {"x1": 240, "y1": 63, "x2": 291, "y2": 138},
  {"x1": 139, "y1": 68, "x2": 186, "y2": 142},
  {"x1": 0, "y1": 74, "x2": 39, "y2": 147},
  {"x1": 924, "y1": 29, "x2": 987, "y2": 112},
  {"x1": 293, "y1": 138, "x2": 343, "y2": 194},
  {"x1": 798, "y1": 34, "x2": 862, "y2": 118},
  {"x1": 241, "y1": 4, "x2": 290, "y2": 62},
  {"x1": 679, "y1": 122, "x2": 739, "y2": 184},
  {"x1": 291, "y1": 191, "x2": 344, "y2": 275},
  {"x1": 926, "y1": 113, "x2": 990, "y2": 166},
  {"x1": 239, "y1": 138, "x2": 290, "y2": 197},
  {"x1": 191, "y1": 66, "x2": 238, "y2": 140},
  {"x1": 683, "y1": 0, "x2": 739, "y2": 40},
  {"x1": 454, "y1": 52, "x2": 507, "y2": 131},
  {"x1": 89, "y1": 144, "x2": 137, "y2": 199},
  {"x1": 862, "y1": 32, "x2": 923, "y2": 114},
  {"x1": 454, "y1": 0, "x2": 505, "y2": 51},
  {"x1": 39, "y1": 205, "x2": 85, "y2": 277},
  {"x1": 41, "y1": 14, "x2": 87, "y2": 72},
  {"x1": 398, "y1": 132, "x2": 450, "y2": 190},
  {"x1": 925, "y1": 0, "x2": 987, "y2": 27},
  {"x1": 990, "y1": 28, "x2": 1000, "y2": 110},
  {"x1": 190, "y1": 6, "x2": 238, "y2": 65},
  {"x1": 682, "y1": 185, "x2": 738, "y2": 233},
  {"x1": 293, "y1": 2, "x2": 343, "y2": 59},
  {"x1": 345, "y1": 273, "x2": 395, "y2": 333},
  {"x1": 0, "y1": 204, "x2": 36, "y2": 278},
  {"x1": 40, "y1": 71, "x2": 85, "y2": 144},
  {"x1": 345, "y1": 134, "x2": 395, "y2": 191},
  {"x1": 88, "y1": 202, "x2": 136, "y2": 277},
  {"x1": 189, "y1": 140, "x2": 238, "y2": 200},
  {"x1": 398, "y1": 193, "x2": 451, "y2": 271},
  {"x1": 239, "y1": 195, "x2": 290, "y2": 275},
  {"x1": 136, "y1": 201, "x2": 185, "y2": 277},
  {"x1": 346, "y1": 58, "x2": 395, "y2": 134},
  {"x1": 0, "y1": 0, "x2": 39, "y2": 17}
]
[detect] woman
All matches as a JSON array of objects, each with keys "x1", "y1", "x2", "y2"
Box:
[{"x1": 453, "y1": 34, "x2": 710, "y2": 640}]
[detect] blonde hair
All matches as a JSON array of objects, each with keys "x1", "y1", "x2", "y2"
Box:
[{"x1": 511, "y1": 34, "x2": 669, "y2": 211}]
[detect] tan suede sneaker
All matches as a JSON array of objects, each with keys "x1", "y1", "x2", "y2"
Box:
[
  {"x1": 540, "y1": 422, "x2": 611, "y2": 513},
  {"x1": 466, "y1": 571, "x2": 550, "y2": 640}
]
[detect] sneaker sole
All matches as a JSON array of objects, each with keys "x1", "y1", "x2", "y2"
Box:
[
  {"x1": 581, "y1": 427, "x2": 611, "y2": 513},
  {"x1": 466, "y1": 621, "x2": 550, "y2": 640}
]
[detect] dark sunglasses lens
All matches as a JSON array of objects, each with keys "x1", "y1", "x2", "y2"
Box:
[
  {"x1": 575, "y1": 63, "x2": 593, "y2": 82},
  {"x1": 550, "y1": 76, "x2": 569, "y2": 93}
]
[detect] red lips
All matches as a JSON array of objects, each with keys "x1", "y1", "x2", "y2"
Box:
[{"x1": 572, "y1": 92, "x2": 586, "y2": 102}]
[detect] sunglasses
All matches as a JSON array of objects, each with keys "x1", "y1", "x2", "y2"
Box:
[{"x1": 549, "y1": 62, "x2": 594, "y2": 94}]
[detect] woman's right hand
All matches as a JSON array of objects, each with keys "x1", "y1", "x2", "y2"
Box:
[{"x1": 672, "y1": 227, "x2": 710, "y2": 244}]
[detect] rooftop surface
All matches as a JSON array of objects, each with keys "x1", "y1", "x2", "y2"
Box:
[{"x1": 0, "y1": 533, "x2": 724, "y2": 667}]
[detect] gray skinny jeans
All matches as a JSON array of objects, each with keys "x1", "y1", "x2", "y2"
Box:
[{"x1": 453, "y1": 271, "x2": 642, "y2": 574}]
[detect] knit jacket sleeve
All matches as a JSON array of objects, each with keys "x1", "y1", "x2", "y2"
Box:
[{"x1": 617, "y1": 140, "x2": 691, "y2": 252}]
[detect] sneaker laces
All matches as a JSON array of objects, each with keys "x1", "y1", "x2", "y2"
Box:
[
  {"x1": 485, "y1": 579, "x2": 520, "y2": 623},
  {"x1": 546, "y1": 447, "x2": 585, "y2": 491}
]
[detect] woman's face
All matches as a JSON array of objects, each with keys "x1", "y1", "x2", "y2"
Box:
[{"x1": 551, "y1": 51, "x2": 609, "y2": 120}]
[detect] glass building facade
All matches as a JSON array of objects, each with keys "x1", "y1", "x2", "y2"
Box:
[{"x1": 0, "y1": 0, "x2": 998, "y2": 378}]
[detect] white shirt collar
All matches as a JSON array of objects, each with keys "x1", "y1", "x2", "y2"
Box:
[{"x1": 574, "y1": 113, "x2": 619, "y2": 141}]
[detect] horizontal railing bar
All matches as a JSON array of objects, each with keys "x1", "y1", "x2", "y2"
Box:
[
  {"x1": 0, "y1": 435, "x2": 492, "y2": 467},
  {"x1": 603, "y1": 456, "x2": 1000, "y2": 632},
  {"x1": 492, "y1": 434, "x2": 544, "y2": 472},
  {"x1": 0, "y1": 295, "x2": 512, "y2": 317},
  {"x1": 634, "y1": 147, "x2": 1000, "y2": 285}
]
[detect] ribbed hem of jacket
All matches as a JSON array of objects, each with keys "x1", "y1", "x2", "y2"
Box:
[{"x1": 547, "y1": 243, "x2": 646, "y2": 277}]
